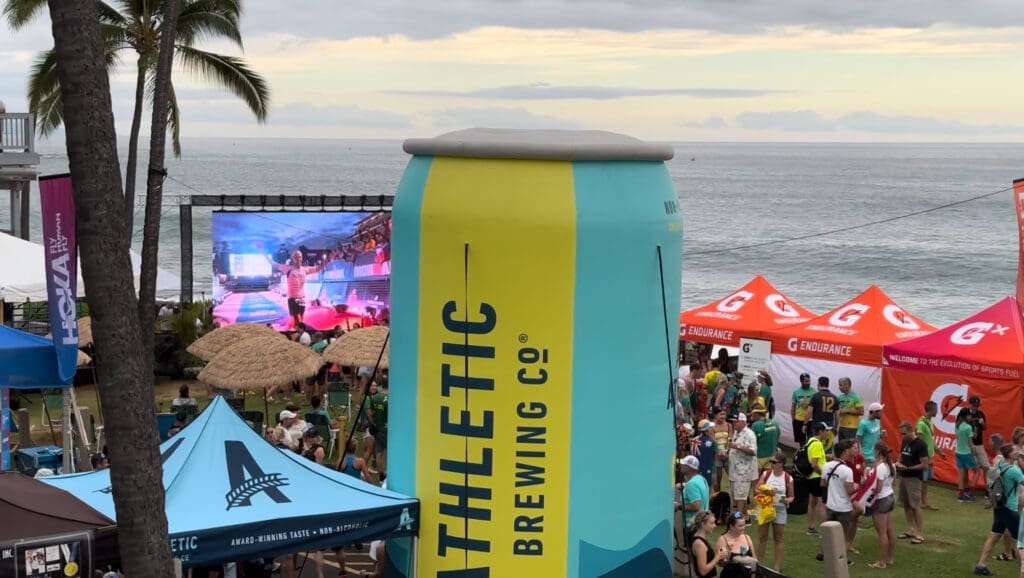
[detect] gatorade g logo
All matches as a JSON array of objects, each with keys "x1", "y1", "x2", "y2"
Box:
[
  {"x1": 717, "y1": 291, "x2": 753, "y2": 313},
  {"x1": 224, "y1": 440, "x2": 291, "y2": 510},
  {"x1": 787, "y1": 337, "x2": 799, "y2": 352},
  {"x1": 883, "y1": 304, "x2": 920, "y2": 330},
  {"x1": 931, "y1": 382, "x2": 969, "y2": 435},
  {"x1": 950, "y1": 322, "x2": 1003, "y2": 345},
  {"x1": 829, "y1": 303, "x2": 869, "y2": 328},
  {"x1": 765, "y1": 293, "x2": 800, "y2": 318}
]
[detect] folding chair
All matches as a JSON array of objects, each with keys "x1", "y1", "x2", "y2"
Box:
[
  {"x1": 305, "y1": 412, "x2": 334, "y2": 458},
  {"x1": 327, "y1": 381, "x2": 351, "y2": 422}
]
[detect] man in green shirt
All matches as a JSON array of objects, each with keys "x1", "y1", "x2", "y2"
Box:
[
  {"x1": 750, "y1": 403, "x2": 779, "y2": 471},
  {"x1": 791, "y1": 372, "x2": 815, "y2": 445},
  {"x1": 836, "y1": 377, "x2": 863, "y2": 441},
  {"x1": 916, "y1": 400, "x2": 945, "y2": 510}
]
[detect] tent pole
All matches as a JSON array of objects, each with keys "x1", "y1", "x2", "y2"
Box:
[
  {"x1": 62, "y1": 389, "x2": 73, "y2": 472},
  {"x1": 42, "y1": 394, "x2": 58, "y2": 446}
]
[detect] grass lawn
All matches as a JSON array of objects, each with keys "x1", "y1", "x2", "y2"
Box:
[{"x1": 684, "y1": 475, "x2": 1010, "y2": 578}]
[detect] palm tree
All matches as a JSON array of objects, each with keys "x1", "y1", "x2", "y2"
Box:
[
  {"x1": 3, "y1": 0, "x2": 270, "y2": 230},
  {"x1": 44, "y1": 1, "x2": 175, "y2": 576}
]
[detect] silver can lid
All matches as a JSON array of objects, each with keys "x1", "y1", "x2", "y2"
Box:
[{"x1": 403, "y1": 128, "x2": 674, "y2": 161}]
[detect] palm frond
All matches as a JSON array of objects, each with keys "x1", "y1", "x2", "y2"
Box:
[
  {"x1": 97, "y1": 1, "x2": 128, "y2": 25},
  {"x1": 175, "y1": 45, "x2": 269, "y2": 121},
  {"x1": 26, "y1": 49, "x2": 63, "y2": 135},
  {"x1": 115, "y1": 0, "x2": 153, "y2": 20},
  {"x1": 2, "y1": 0, "x2": 46, "y2": 30},
  {"x1": 168, "y1": 82, "x2": 182, "y2": 157},
  {"x1": 176, "y1": 0, "x2": 242, "y2": 48}
]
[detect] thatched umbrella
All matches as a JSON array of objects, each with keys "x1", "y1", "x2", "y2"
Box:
[
  {"x1": 321, "y1": 325, "x2": 390, "y2": 369},
  {"x1": 187, "y1": 322, "x2": 280, "y2": 361},
  {"x1": 198, "y1": 335, "x2": 324, "y2": 420},
  {"x1": 46, "y1": 317, "x2": 93, "y2": 347}
]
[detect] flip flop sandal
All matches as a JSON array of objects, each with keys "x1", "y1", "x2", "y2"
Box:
[
  {"x1": 910, "y1": 537, "x2": 924, "y2": 544},
  {"x1": 996, "y1": 553, "x2": 1014, "y2": 561},
  {"x1": 897, "y1": 532, "x2": 914, "y2": 539},
  {"x1": 868, "y1": 562, "x2": 886, "y2": 569}
]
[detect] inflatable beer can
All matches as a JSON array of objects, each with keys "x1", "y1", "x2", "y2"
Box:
[{"x1": 388, "y1": 128, "x2": 682, "y2": 577}]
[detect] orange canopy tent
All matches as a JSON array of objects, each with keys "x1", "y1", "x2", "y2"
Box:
[
  {"x1": 881, "y1": 296, "x2": 1024, "y2": 485},
  {"x1": 765, "y1": 285, "x2": 935, "y2": 366},
  {"x1": 678, "y1": 275, "x2": 815, "y2": 347}
]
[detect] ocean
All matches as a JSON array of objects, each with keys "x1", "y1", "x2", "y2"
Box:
[{"x1": 10, "y1": 138, "x2": 1024, "y2": 327}]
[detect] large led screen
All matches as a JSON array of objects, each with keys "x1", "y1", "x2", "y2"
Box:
[{"x1": 211, "y1": 212, "x2": 391, "y2": 331}]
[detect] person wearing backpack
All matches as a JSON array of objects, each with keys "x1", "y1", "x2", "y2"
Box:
[
  {"x1": 974, "y1": 444, "x2": 1024, "y2": 576},
  {"x1": 795, "y1": 422, "x2": 830, "y2": 535},
  {"x1": 755, "y1": 451, "x2": 794, "y2": 572}
]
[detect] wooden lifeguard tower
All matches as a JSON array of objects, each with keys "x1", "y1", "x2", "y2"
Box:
[{"x1": 0, "y1": 101, "x2": 40, "y2": 240}]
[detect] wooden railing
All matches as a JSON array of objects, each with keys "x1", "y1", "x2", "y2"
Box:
[{"x1": 0, "y1": 113, "x2": 35, "y2": 153}]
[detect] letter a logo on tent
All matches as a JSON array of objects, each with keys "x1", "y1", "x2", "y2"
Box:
[
  {"x1": 717, "y1": 291, "x2": 753, "y2": 313},
  {"x1": 224, "y1": 440, "x2": 291, "y2": 510}
]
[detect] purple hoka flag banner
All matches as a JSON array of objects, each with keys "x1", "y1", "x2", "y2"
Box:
[
  {"x1": 40, "y1": 174, "x2": 79, "y2": 384},
  {"x1": 1, "y1": 387, "x2": 9, "y2": 470}
]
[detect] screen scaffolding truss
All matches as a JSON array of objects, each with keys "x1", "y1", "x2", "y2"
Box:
[{"x1": 180, "y1": 194, "x2": 393, "y2": 303}]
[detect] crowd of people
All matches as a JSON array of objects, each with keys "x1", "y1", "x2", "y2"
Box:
[{"x1": 674, "y1": 346, "x2": 1024, "y2": 578}]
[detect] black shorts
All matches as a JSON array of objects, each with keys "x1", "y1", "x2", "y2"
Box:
[
  {"x1": 793, "y1": 420, "x2": 807, "y2": 445},
  {"x1": 375, "y1": 430, "x2": 388, "y2": 452},
  {"x1": 807, "y1": 480, "x2": 824, "y2": 498},
  {"x1": 288, "y1": 297, "x2": 305, "y2": 315},
  {"x1": 993, "y1": 508, "x2": 1021, "y2": 539}
]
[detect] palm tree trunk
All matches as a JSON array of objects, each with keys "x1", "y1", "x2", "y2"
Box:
[
  {"x1": 45, "y1": 2, "x2": 174, "y2": 578},
  {"x1": 139, "y1": 0, "x2": 182, "y2": 372},
  {"x1": 123, "y1": 59, "x2": 147, "y2": 234}
]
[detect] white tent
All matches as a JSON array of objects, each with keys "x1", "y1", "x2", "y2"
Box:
[{"x1": 0, "y1": 232, "x2": 181, "y2": 301}]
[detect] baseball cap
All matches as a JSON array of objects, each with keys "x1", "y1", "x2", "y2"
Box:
[
  {"x1": 682, "y1": 423, "x2": 695, "y2": 433},
  {"x1": 751, "y1": 403, "x2": 767, "y2": 414},
  {"x1": 812, "y1": 422, "x2": 829, "y2": 434},
  {"x1": 679, "y1": 455, "x2": 700, "y2": 470},
  {"x1": 737, "y1": 412, "x2": 748, "y2": 422},
  {"x1": 698, "y1": 419, "x2": 713, "y2": 431},
  {"x1": 279, "y1": 410, "x2": 298, "y2": 420},
  {"x1": 868, "y1": 402, "x2": 884, "y2": 413},
  {"x1": 799, "y1": 372, "x2": 810, "y2": 379}
]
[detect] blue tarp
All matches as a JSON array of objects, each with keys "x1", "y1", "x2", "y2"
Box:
[
  {"x1": 0, "y1": 325, "x2": 64, "y2": 389},
  {"x1": 43, "y1": 397, "x2": 419, "y2": 566}
]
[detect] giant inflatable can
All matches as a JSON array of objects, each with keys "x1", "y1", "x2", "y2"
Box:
[{"x1": 388, "y1": 129, "x2": 682, "y2": 577}]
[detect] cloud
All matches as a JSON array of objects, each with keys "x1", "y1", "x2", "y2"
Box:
[
  {"x1": 241, "y1": 0, "x2": 1024, "y2": 40},
  {"x1": 387, "y1": 83, "x2": 781, "y2": 100},
  {"x1": 736, "y1": 110, "x2": 1024, "y2": 135},
  {"x1": 178, "y1": 100, "x2": 413, "y2": 129},
  {"x1": 682, "y1": 116, "x2": 728, "y2": 129},
  {"x1": 430, "y1": 107, "x2": 583, "y2": 130}
]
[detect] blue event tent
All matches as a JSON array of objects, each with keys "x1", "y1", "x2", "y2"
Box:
[
  {"x1": 0, "y1": 325, "x2": 64, "y2": 389},
  {"x1": 42, "y1": 397, "x2": 419, "y2": 567}
]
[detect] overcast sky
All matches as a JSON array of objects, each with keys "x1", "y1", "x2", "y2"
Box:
[{"x1": 2, "y1": 0, "x2": 1023, "y2": 141}]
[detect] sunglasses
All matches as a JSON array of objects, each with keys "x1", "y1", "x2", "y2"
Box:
[
  {"x1": 769, "y1": 460, "x2": 780, "y2": 464},
  {"x1": 733, "y1": 511, "x2": 744, "y2": 520}
]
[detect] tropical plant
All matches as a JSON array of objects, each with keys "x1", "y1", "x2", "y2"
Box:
[{"x1": 3, "y1": 0, "x2": 270, "y2": 230}]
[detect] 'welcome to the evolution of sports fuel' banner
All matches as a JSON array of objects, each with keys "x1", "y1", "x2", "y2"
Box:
[
  {"x1": 39, "y1": 174, "x2": 79, "y2": 385},
  {"x1": 388, "y1": 129, "x2": 683, "y2": 577}
]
